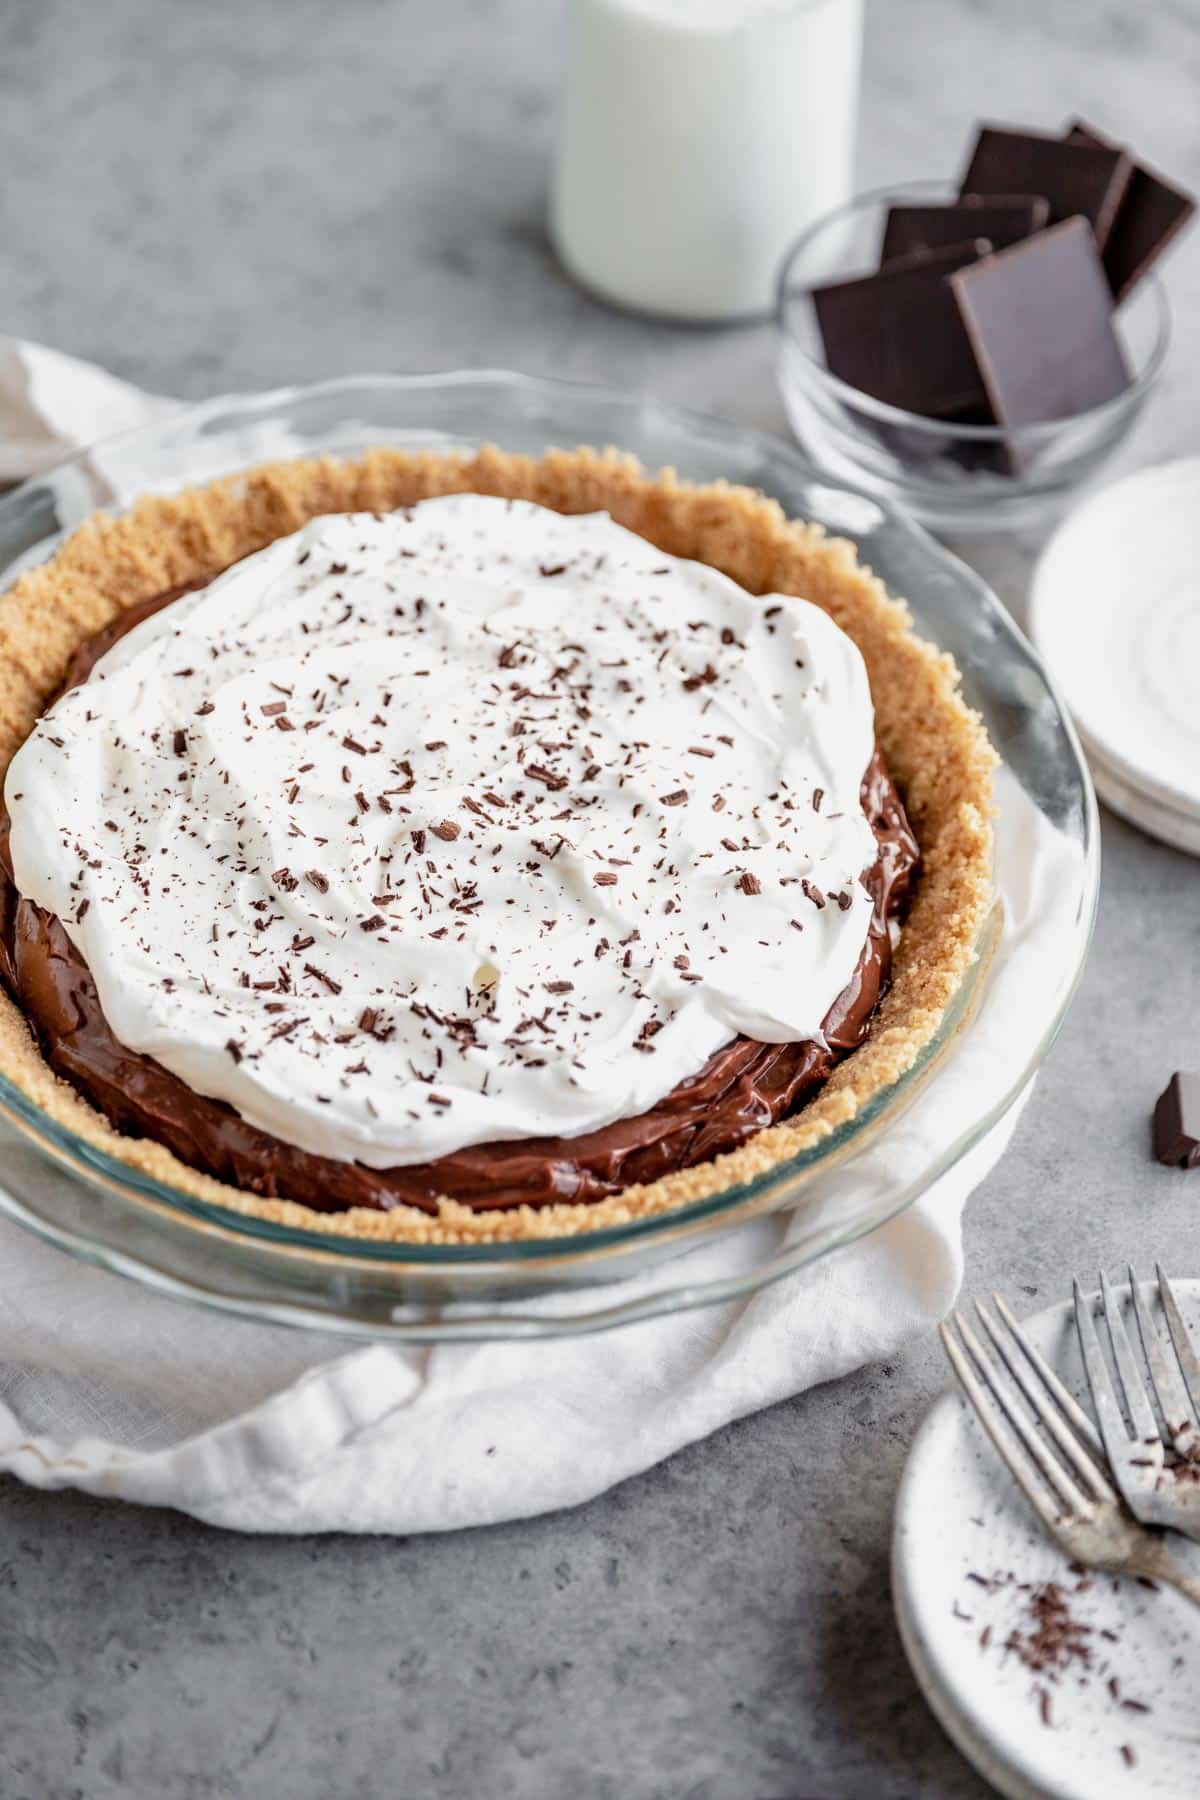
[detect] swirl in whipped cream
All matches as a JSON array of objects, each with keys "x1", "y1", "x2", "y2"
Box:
[{"x1": 4, "y1": 495, "x2": 881, "y2": 1167}]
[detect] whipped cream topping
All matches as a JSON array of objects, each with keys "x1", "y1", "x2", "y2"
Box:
[{"x1": 5, "y1": 496, "x2": 880, "y2": 1168}]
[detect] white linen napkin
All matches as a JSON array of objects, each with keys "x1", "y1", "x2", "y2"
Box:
[
  {"x1": 0, "y1": 338, "x2": 176, "y2": 482},
  {"x1": 0, "y1": 337, "x2": 1068, "y2": 1533}
]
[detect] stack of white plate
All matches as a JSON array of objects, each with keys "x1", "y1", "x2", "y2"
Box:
[{"x1": 1031, "y1": 459, "x2": 1200, "y2": 857}]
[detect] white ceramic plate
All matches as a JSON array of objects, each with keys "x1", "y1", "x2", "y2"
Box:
[
  {"x1": 1080, "y1": 730, "x2": 1200, "y2": 859},
  {"x1": 894, "y1": 1282, "x2": 1200, "y2": 1799},
  {"x1": 1030, "y1": 460, "x2": 1200, "y2": 840}
]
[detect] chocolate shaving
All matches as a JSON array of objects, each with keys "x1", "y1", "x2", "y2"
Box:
[{"x1": 526, "y1": 763, "x2": 568, "y2": 792}]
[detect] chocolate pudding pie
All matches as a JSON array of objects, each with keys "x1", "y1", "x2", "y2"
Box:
[{"x1": 0, "y1": 448, "x2": 995, "y2": 1243}]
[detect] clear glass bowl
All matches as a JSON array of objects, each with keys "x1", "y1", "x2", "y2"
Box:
[
  {"x1": 0, "y1": 372, "x2": 1099, "y2": 1338},
  {"x1": 778, "y1": 182, "x2": 1171, "y2": 534}
]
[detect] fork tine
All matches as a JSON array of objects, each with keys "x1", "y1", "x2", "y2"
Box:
[
  {"x1": 992, "y1": 1290, "x2": 1105, "y2": 1459},
  {"x1": 1099, "y1": 1269, "x2": 1159, "y2": 1443},
  {"x1": 1128, "y1": 1265, "x2": 1197, "y2": 1444},
  {"x1": 953, "y1": 1310, "x2": 1094, "y2": 1517},
  {"x1": 940, "y1": 1321, "x2": 1063, "y2": 1535},
  {"x1": 1074, "y1": 1279, "x2": 1137, "y2": 1465},
  {"x1": 1157, "y1": 1265, "x2": 1200, "y2": 1416},
  {"x1": 975, "y1": 1299, "x2": 1114, "y2": 1503}
]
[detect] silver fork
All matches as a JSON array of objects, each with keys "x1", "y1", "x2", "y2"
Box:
[
  {"x1": 941, "y1": 1296, "x2": 1200, "y2": 1605},
  {"x1": 1074, "y1": 1265, "x2": 1200, "y2": 1539}
]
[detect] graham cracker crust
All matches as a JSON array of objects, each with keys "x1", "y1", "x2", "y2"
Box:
[{"x1": 0, "y1": 446, "x2": 996, "y2": 1243}]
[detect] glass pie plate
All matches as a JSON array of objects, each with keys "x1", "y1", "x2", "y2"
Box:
[{"x1": 0, "y1": 372, "x2": 1098, "y2": 1340}]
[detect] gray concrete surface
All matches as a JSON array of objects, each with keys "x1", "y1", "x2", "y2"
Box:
[{"x1": 1, "y1": 1, "x2": 1199, "y2": 1794}]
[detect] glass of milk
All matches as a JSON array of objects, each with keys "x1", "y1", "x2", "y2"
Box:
[{"x1": 551, "y1": 0, "x2": 864, "y2": 324}]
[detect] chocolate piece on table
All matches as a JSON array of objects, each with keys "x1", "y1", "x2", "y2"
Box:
[
  {"x1": 1154, "y1": 1072, "x2": 1200, "y2": 1169},
  {"x1": 949, "y1": 218, "x2": 1129, "y2": 431},
  {"x1": 881, "y1": 195, "x2": 1050, "y2": 264},
  {"x1": 1067, "y1": 121, "x2": 1198, "y2": 303},
  {"x1": 960, "y1": 124, "x2": 1133, "y2": 250},
  {"x1": 811, "y1": 238, "x2": 993, "y2": 417}
]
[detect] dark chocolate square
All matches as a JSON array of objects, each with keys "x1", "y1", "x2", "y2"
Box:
[
  {"x1": 1154, "y1": 1072, "x2": 1200, "y2": 1169},
  {"x1": 939, "y1": 406, "x2": 1016, "y2": 476},
  {"x1": 811, "y1": 239, "x2": 992, "y2": 418},
  {"x1": 881, "y1": 195, "x2": 1050, "y2": 264},
  {"x1": 1067, "y1": 121, "x2": 1197, "y2": 303},
  {"x1": 960, "y1": 124, "x2": 1133, "y2": 250},
  {"x1": 950, "y1": 218, "x2": 1129, "y2": 430}
]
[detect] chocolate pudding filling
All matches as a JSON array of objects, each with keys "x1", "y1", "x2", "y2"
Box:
[{"x1": 0, "y1": 582, "x2": 920, "y2": 1214}]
